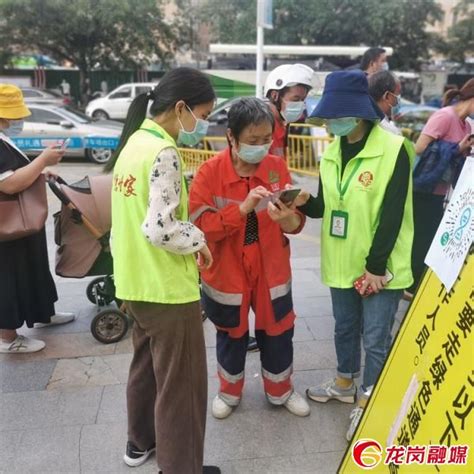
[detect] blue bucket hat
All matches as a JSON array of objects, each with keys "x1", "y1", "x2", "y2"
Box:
[{"x1": 308, "y1": 70, "x2": 384, "y2": 122}]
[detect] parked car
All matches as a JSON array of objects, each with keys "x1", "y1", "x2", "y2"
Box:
[
  {"x1": 21, "y1": 87, "x2": 74, "y2": 107},
  {"x1": 10, "y1": 104, "x2": 123, "y2": 164},
  {"x1": 204, "y1": 97, "x2": 240, "y2": 150},
  {"x1": 85, "y1": 82, "x2": 157, "y2": 120},
  {"x1": 394, "y1": 104, "x2": 438, "y2": 142}
]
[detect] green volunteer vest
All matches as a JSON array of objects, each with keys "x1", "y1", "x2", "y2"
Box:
[
  {"x1": 320, "y1": 125, "x2": 415, "y2": 289},
  {"x1": 111, "y1": 118, "x2": 200, "y2": 303}
]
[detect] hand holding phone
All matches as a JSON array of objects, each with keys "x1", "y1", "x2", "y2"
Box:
[
  {"x1": 273, "y1": 188, "x2": 301, "y2": 208},
  {"x1": 459, "y1": 134, "x2": 474, "y2": 154},
  {"x1": 353, "y1": 270, "x2": 393, "y2": 297},
  {"x1": 59, "y1": 138, "x2": 71, "y2": 149}
]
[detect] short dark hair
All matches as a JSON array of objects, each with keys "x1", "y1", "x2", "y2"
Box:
[
  {"x1": 227, "y1": 97, "x2": 275, "y2": 142},
  {"x1": 368, "y1": 71, "x2": 399, "y2": 101},
  {"x1": 360, "y1": 47, "x2": 386, "y2": 71}
]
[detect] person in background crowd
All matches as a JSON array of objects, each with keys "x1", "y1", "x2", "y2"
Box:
[
  {"x1": 295, "y1": 70, "x2": 414, "y2": 441},
  {"x1": 361, "y1": 47, "x2": 388, "y2": 75},
  {"x1": 408, "y1": 78, "x2": 474, "y2": 297},
  {"x1": 264, "y1": 63, "x2": 314, "y2": 158},
  {"x1": 0, "y1": 84, "x2": 75, "y2": 354},
  {"x1": 100, "y1": 80, "x2": 108, "y2": 96},
  {"x1": 441, "y1": 84, "x2": 461, "y2": 107},
  {"x1": 60, "y1": 79, "x2": 71, "y2": 96},
  {"x1": 368, "y1": 70, "x2": 402, "y2": 135},
  {"x1": 189, "y1": 97, "x2": 310, "y2": 420},
  {"x1": 108, "y1": 68, "x2": 219, "y2": 474},
  {"x1": 81, "y1": 77, "x2": 92, "y2": 106}
]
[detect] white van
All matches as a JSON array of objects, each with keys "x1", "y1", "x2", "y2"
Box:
[{"x1": 85, "y1": 82, "x2": 157, "y2": 120}]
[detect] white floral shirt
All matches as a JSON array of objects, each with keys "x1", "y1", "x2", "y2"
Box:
[{"x1": 141, "y1": 146, "x2": 205, "y2": 255}]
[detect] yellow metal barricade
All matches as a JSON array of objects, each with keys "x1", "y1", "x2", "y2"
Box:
[
  {"x1": 287, "y1": 134, "x2": 332, "y2": 176},
  {"x1": 178, "y1": 148, "x2": 216, "y2": 175},
  {"x1": 179, "y1": 127, "x2": 332, "y2": 177}
]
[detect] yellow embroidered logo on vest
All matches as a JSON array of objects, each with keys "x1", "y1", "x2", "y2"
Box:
[{"x1": 358, "y1": 171, "x2": 374, "y2": 188}]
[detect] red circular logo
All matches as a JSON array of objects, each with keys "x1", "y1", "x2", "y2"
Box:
[
  {"x1": 358, "y1": 171, "x2": 374, "y2": 187},
  {"x1": 352, "y1": 439, "x2": 383, "y2": 469}
]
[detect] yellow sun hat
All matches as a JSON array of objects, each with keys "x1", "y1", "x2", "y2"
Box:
[{"x1": 0, "y1": 84, "x2": 31, "y2": 119}]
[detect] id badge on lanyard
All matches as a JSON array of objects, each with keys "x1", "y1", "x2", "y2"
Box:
[
  {"x1": 330, "y1": 210, "x2": 349, "y2": 238},
  {"x1": 330, "y1": 160, "x2": 362, "y2": 239}
]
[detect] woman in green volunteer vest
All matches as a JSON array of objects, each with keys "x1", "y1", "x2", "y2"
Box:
[
  {"x1": 107, "y1": 68, "x2": 220, "y2": 474},
  {"x1": 294, "y1": 70, "x2": 414, "y2": 442}
]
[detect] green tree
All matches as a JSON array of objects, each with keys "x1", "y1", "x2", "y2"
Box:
[
  {"x1": 441, "y1": 0, "x2": 474, "y2": 63},
  {"x1": 199, "y1": 0, "x2": 444, "y2": 70},
  {"x1": 0, "y1": 0, "x2": 179, "y2": 101}
]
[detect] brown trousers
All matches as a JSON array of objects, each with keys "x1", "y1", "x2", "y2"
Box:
[{"x1": 125, "y1": 300, "x2": 207, "y2": 474}]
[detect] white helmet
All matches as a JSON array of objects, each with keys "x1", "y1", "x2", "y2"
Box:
[{"x1": 264, "y1": 63, "x2": 314, "y2": 97}]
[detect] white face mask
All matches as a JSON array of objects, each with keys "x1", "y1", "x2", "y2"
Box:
[
  {"x1": 237, "y1": 142, "x2": 272, "y2": 164},
  {"x1": 326, "y1": 117, "x2": 359, "y2": 136},
  {"x1": 281, "y1": 101, "x2": 306, "y2": 123},
  {"x1": 3, "y1": 119, "x2": 24, "y2": 137},
  {"x1": 177, "y1": 105, "x2": 209, "y2": 147}
]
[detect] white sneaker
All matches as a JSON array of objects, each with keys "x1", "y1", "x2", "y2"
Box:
[
  {"x1": 0, "y1": 335, "x2": 45, "y2": 353},
  {"x1": 283, "y1": 391, "x2": 311, "y2": 417},
  {"x1": 211, "y1": 395, "x2": 233, "y2": 419},
  {"x1": 346, "y1": 406, "x2": 364, "y2": 441},
  {"x1": 34, "y1": 312, "x2": 76, "y2": 328}
]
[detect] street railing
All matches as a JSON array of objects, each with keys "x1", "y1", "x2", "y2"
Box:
[
  {"x1": 180, "y1": 148, "x2": 216, "y2": 175},
  {"x1": 287, "y1": 133, "x2": 332, "y2": 177},
  {"x1": 178, "y1": 125, "x2": 332, "y2": 177}
]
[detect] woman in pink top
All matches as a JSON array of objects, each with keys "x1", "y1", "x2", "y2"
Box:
[{"x1": 408, "y1": 78, "x2": 474, "y2": 296}]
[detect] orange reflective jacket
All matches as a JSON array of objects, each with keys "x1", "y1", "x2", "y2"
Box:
[{"x1": 189, "y1": 147, "x2": 305, "y2": 301}]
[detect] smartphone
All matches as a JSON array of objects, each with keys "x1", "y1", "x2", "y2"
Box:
[
  {"x1": 353, "y1": 270, "x2": 394, "y2": 297},
  {"x1": 275, "y1": 188, "x2": 301, "y2": 206}
]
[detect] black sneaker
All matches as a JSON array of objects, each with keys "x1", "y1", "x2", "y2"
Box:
[
  {"x1": 203, "y1": 467, "x2": 221, "y2": 474},
  {"x1": 123, "y1": 441, "x2": 156, "y2": 467},
  {"x1": 247, "y1": 336, "x2": 259, "y2": 352}
]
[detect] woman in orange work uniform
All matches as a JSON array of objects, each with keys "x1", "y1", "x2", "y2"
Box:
[{"x1": 190, "y1": 97, "x2": 310, "y2": 419}]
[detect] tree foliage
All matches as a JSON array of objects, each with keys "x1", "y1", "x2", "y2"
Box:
[
  {"x1": 0, "y1": 0, "x2": 179, "y2": 81},
  {"x1": 199, "y1": 0, "x2": 444, "y2": 70},
  {"x1": 440, "y1": 0, "x2": 474, "y2": 63}
]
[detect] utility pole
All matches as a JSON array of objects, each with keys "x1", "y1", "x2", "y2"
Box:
[{"x1": 256, "y1": 0, "x2": 272, "y2": 98}]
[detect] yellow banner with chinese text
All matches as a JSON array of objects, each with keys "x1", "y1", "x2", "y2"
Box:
[{"x1": 339, "y1": 251, "x2": 473, "y2": 473}]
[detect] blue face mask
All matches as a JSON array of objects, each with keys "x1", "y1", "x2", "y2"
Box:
[
  {"x1": 177, "y1": 105, "x2": 209, "y2": 147},
  {"x1": 327, "y1": 117, "x2": 359, "y2": 136},
  {"x1": 3, "y1": 119, "x2": 24, "y2": 137},
  {"x1": 390, "y1": 93, "x2": 401, "y2": 117},
  {"x1": 281, "y1": 101, "x2": 305, "y2": 123},
  {"x1": 237, "y1": 142, "x2": 271, "y2": 164}
]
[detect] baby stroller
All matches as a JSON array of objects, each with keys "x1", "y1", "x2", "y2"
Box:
[{"x1": 48, "y1": 174, "x2": 129, "y2": 344}]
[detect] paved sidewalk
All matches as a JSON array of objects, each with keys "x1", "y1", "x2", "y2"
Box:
[{"x1": 0, "y1": 163, "x2": 409, "y2": 473}]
